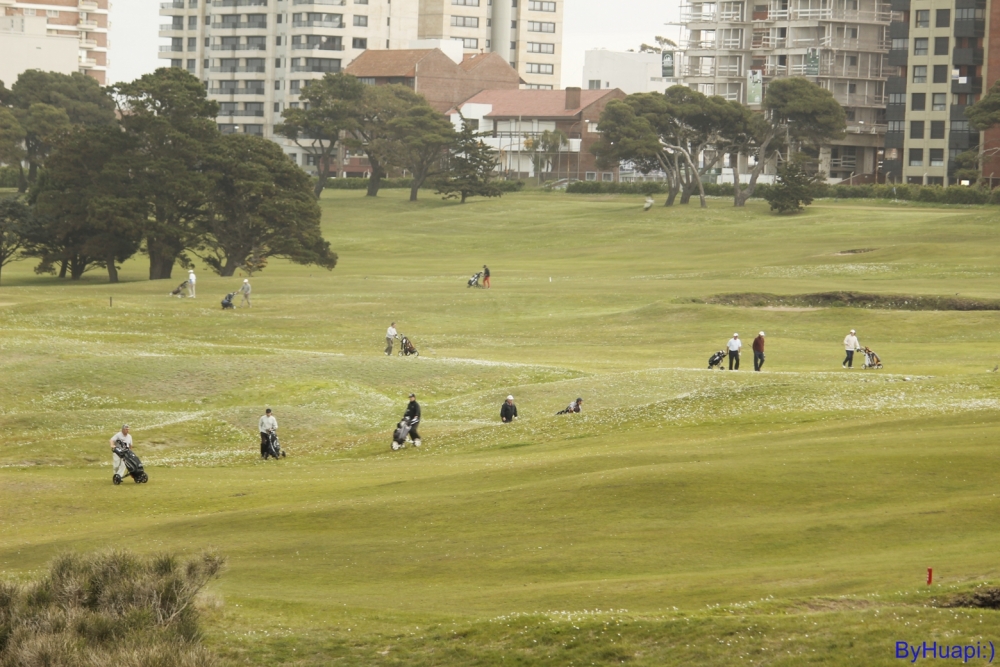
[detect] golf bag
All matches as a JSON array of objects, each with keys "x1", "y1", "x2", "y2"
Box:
[
  {"x1": 113, "y1": 446, "x2": 148, "y2": 484},
  {"x1": 391, "y1": 419, "x2": 413, "y2": 450},
  {"x1": 468, "y1": 271, "x2": 483, "y2": 288},
  {"x1": 398, "y1": 335, "x2": 418, "y2": 356},
  {"x1": 862, "y1": 346, "x2": 883, "y2": 369},
  {"x1": 221, "y1": 292, "x2": 235, "y2": 309},
  {"x1": 264, "y1": 431, "x2": 285, "y2": 459},
  {"x1": 708, "y1": 350, "x2": 726, "y2": 369},
  {"x1": 169, "y1": 280, "x2": 189, "y2": 297}
]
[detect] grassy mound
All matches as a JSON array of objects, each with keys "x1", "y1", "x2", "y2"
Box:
[
  {"x1": 706, "y1": 291, "x2": 1000, "y2": 310},
  {"x1": 0, "y1": 551, "x2": 224, "y2": 667}
]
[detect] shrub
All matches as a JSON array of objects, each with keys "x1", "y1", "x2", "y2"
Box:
[
  {"x1": 0, "y1": 167, "x2": 18, "y2": 189},
  {"x1": 565, "y1": 181, "x2": 667, "y2": 195},
  {"x1": 763, "y1": 162, "x2": 823, "y2": 213},
  {"x1": 0, "y1": 549, "x2": 225, "y2": 667}
]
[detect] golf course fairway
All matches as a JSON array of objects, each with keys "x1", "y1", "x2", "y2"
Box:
[{"x1": 2, "y1": 189, "x2": 1000, "y2": 665}]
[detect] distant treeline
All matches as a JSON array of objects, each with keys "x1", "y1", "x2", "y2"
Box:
[{"x1": 567, "y1": 180, "x2": 1000, "y2": 205}]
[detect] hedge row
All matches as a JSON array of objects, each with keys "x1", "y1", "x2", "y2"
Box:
[
  {"x1": 567, "y1": 179, "x2": 1000, "y2": 205},
  {"x1": 0, "y1": 166, "x2": 19, "y2": 188},
  {"x1": 322, "y1": 177, "x2": 525, "y2": 193}
]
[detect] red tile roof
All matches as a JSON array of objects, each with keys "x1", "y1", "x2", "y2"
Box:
[
  {"x1": 455, "y1": 89, "x2": 621, "y2": 118},
  {"x1": 344, "y1": 49, "x2": 436, "y2": 77}
]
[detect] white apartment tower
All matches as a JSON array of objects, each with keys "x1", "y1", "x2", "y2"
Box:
[
  {"x1": 158, "y1": 0, "x2": 563, "y2": 157},
  {"x1": 1, "y1": 0, "x2": 110, "y2": 84},
  {"x1": 681, "y1": 0, "x2": 894, "y2": 180}
]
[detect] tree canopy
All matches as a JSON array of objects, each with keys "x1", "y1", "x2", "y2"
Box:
[
  {"x1": 345, "y1": 83, "x2": 424, "y2": 197},
  {"x1": 436, "y1": 119, "x2": 502, "y2": 203},
  {"x1": 385, "y1": 104, "x2": 457, "y2": 202}
]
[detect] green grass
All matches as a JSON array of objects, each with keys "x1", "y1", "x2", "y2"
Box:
[{"x1": 3, "y1": 191, "x2": 1000, "y2": 665}]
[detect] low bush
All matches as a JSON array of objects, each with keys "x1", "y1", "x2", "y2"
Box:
[
  {"x1": 0, "y1": 167, "x2": 19, "y2": 189},
  {"x1": 0, "y1": 549, "x2": 225, "y2": 667}
]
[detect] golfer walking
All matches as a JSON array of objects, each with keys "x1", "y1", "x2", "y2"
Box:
[
  {"x1": 258, "y1": 408, "x2": 278, "y2": 458},
  {"x1": 239, "y1": 279, "x2": 252, "y2": 307},
  {"x1": 843, "y1": 329, "x2": 860, "y2": 368},
  {"x1": 752, "y1": 331, "x2": 765, "y2": 371},
  {"x1": 500, "y1": 395, "x2": 518, "y2": 422},
  {"x1": 727, "y1": 333, "x2": 742, "y2": 370},
  {"x1": 110, "y1": 424, "x2": 132, "y2": 480},
  {"x1": 385, "y1": 322, "x2": 397, "y2": 356},
  {"x1": 483, "y1": 264, "x2": 491, "y2": 289},
  {"x1": 187, "y1": 269, "x2": 196, "y2": 298}
]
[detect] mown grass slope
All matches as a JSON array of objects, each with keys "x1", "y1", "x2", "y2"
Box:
[{"x1": 2, "y1": 191, "x2": 1000, "y2": 665}]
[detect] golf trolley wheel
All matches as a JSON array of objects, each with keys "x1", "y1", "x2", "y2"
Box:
[
  {"x1": 113, "y1": 474, "x2": 122, "y2": 485},
  {"x1": 140, "y1": 473, "x2": 149, "y2": 483},
  {"x1": 391, "y1": 441, "x2": 402, "y2": 451},
  {"x1": 133, "y1": 474, "x2": 143, "y2": 483}
]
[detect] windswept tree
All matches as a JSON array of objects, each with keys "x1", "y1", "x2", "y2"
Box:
[
  {"x1": 1, "y1": 70, "x2": 116, "y2": 192},
  {"x1": 200, "y1": 134, "x2": 337, "y2": 276},
  {"x1": 385, "y1": 104, "x2": 456, "y2": 202},
  {"x1": 276, "y1": 72, "x2": 366, "y2": 198},
  {"x1": 436, "y1": 119, "x2": 502, "y2": 203},
  {"x1": 727, "y1": 77, "x2": 845, "y2": 207},
  {"x1": 29, "y1": 126, "x2": 144, "y2": 282},
  {"x1": 965, "y1": 80, "x2": 1000, "y2": 132},
  {"x1": 0, "y1": 196, "x2": 32, "y2": 285},
  {"x1": 0, "y1": 108, "x2": 26, "y2": 181},
  {"x1": 111, "y1": 68, "x2": 220, "y2": 280},
  {"x1": 345, "y1": 83, "x2": 423, "y2": 197}
]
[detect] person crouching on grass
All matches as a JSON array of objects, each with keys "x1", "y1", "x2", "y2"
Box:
[
  {"x1": 258, "y1": 408, "x2": 277, "y2": 459},
  {"x1": 501, "y1": 395, "x2": 518, "y2": 423}
]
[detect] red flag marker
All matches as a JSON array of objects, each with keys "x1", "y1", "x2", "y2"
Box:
[{"x1": 927, "y1": 568, "x2": 933, "y2": 585}]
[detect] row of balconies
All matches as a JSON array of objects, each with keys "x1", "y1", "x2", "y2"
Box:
[
  {"x1": 685, "y1": 36, "x2": 890, "y2": 52},
  {"x1": 887, "y1": 46, "x2": 984, "y2": 67},
  {"x1": 12, "y1": 0, "x2": 103, "y2": 10},
  {"x1": 681, "y1": 5, "x2": 894, "y2": 24}
]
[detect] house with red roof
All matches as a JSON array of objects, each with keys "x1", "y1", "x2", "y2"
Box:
[{"x1": 448, "y1": 86, "x2": 627, "y2": 182}]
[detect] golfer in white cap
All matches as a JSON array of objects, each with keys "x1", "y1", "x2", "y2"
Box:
[
  {"x1": 238, "y1": 278, "x2": 252, "y2": 307},
  {"x1": 110, "y1": 424, "x2": 132, "y2": 481},
  {"x1": 843, "y1": 329, "x2": 860, "y2": 368},
  {"x1": 500, "y1": 395, "x2": 518, "y2": 422},
  {"x1": 726, "y1": 333, "x2": 742, "y2": 370},
  {"x1": 752, "y1": 331, "x2": 766, "y2": 371}
]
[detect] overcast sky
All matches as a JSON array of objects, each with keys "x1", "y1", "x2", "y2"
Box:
[{"x1": 107, "y1": 0, "x2": 680, "y2": 89}]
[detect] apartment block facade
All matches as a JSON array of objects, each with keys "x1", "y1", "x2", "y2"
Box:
[
  {"x1": 1, "y1": 0, "x2": 109, "y2": 84},
  {"x1": 681, "y1": 0, "x2": 894, "y2": 181},
  {"x1": 882, "y1": 0, "x2": 986, "y2": 184}
]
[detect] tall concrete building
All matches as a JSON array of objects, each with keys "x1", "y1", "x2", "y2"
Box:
[
  {"x1": 582, "y1": 49, "x2": 682, "y2": 94},
  {"x1": 681, "y1": 0, "x2": 894, "y2": 181},
  {"x1": 417, "y1": 0, "x2": 563, "y2": 88},
  {"x1": 882, "y1": 0, "x2": 986, "y2": 184},
  {"x1": 1, "y1": 0, "x2": 110, "y2": 84}
]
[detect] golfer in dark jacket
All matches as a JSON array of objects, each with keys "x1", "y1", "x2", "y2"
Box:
[
  {"x1": 752, "y1": 331, "x2": 765, "y2": 371},
  {"x1": 403, "y1": 393, "x2": 422, "y2": 446},
  {"x1": 483, "y1": 264, "x2": 491, "y2": 288},
  {"x1": 500, "y1": 395, "x2": 518, "y2": 422}
]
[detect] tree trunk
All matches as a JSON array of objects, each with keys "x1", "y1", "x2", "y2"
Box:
[
  {"x1": 147, "y1": 238, "x2": 180, "y2": 280},
  {"x1": 679, "y1": 183, "x2": 695, "y2": 205},
  {"x1": 313, "y1": 161, "x2": 333, "y2": 199},
  {"x1": 220, "y1": 253, "x2": 247, "y2": 277},
  {"x1": 16, "y1": 165, "x2": 27, "y2": 194},
  {"x1": 665, "y1": 187, "x2": 679, "y2": 206},
  {"x1": 409, "y1": 184, "x2": 419, "y2": 202},
  {"x1": 27, "y1": 161, "x2": 38, "y2": 189},
  {"x1": 106, "y1": 252, "x2": 119, "y2": 284},
  {"x1": 70, "y1": 255, "x2": 87, "y2": 280},
  {"x1": 460, "y1": 190, "x2": 468, "y2": 203},
  {"x1": 58, "y1": 259, "x2": 68, "y2": 279},
  {"x1": 366, "y1": 164, "x2": 383, "y2": 197}
]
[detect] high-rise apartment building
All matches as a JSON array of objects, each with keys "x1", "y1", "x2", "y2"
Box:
[
  {"x1": 1, "y1": 0, "x2": 109, "y2": 84},
  {"x1": 417, "y1": 0, "x2": 562, "y2": 88},
  {"x1": 159, "y1": 0, "x2": 563, "y2": 164},
  {"x1": 882, "y1": 0, "x2": 986, "y2": 184},
  {"x1": 681, "y1": 0, "x2": 893, "y2": 181}
]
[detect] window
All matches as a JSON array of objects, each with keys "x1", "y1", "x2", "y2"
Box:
[
  {"x1": 913, "y1": 38, "x2": 928, "y2": 55},
  {"x1": 525, "y1": 63, "x2": 554, "y2": 74},
  {"x1": 930, "y1": 120, "x2": 945, "y2": 139},
  {"x1": 220, "y1": 102, "x2": 238, "y2": 114},
  {"x1": 933, "y1": 65, "x2": 947, "y2": 83},
  {"x1": 274, "y1": 57, "x2": 281, "y2": 68},
  {"x1": 585, "y1": 172, "x2": 597, "y2": 181},
  {"x1": 23, "y1": 7, "x2": 35, "y2": 15},
  {"x1": 527, "y1": 42, "x2": 555, "y2": 53},
  {"x1": 46, "y1": 9, "x2": 59, "y2": 17},
  {"x1": 910, "y1": 121, "x2": 924, "y2": 139},
  {"x1": 588, "y1": 79, "x2": 601, "y2": 89},
  {"x1": 909, "y1": 148, "x2": 924, "y2": 166},
  {"x1": 951, "y1": 120, "x2": 970, "y2": 132},
  {"x1": 931, "y1": 93, "x2": 946, "y2": 111},
  {"x1": 912, "y1": 65, "x2": 926, "y2": 83},
  {"x1": 525, "y1": 83, "x2": 553, "y2": 89},
  {"x1": 290, "y1": 80, "x2": 301, "y2": 92},
  {"x1": 353, "y1": 15, "x2": 367, "y2": 26},
  {"x1": 245, "y1": 36, "x2": 265, "y2": 49},
  {"x1": 187, "y1": 37, "x2": 197, "y2": 51},
  {"x1": 188, "y1": 16, "x2": 198, "y2": 27},
  {"x1": 911, "y1": 93, "x2": 925, "y2": 110},
  {"x1": 186, "y1": 59, "x2": 196, "y2": 73},
  {"x1": 887, "y1": 120, "x2": 904, "y2": 132},
  {"x1": 358, "y1": 76, "x2": 375, "y2": 84},
  {"x1": 915, "y1": 9, "x2": 929, "y2": 27},
  {"x1": 353, "y1": 37, "x2": 367, "y2": 49},
  {"x1": 245, "y1": 102, "x2": 264, "y2": 115},
  {"x1": 450, "y1": 15, "x2": 479, "y2": 27},
  {"x1": 848, "y1": 55, "x2": 858, "y2": 67},
  {"x1": 170, "y1": 59, "x2": 182, "y2": 68},
  {"x1": 458, "y1": 37, "x2": 478, "y2": 48},
  {"x1": 934, "y1": 37, "x2": 948, "y2": 55},
  {"x1": 452, "y1": 0, "x2": 480, "y2": 4},
  {"x1": 888, "y1": 93, "x2": 905, "y2": 105},
  {"x1": 955, "y1": 8, "x2": 984, "y2": 20},
  {"x1": 355, "y1": 0, "x2": 368, "y2": 3},
  {"x1": 528, "y1": 0, "x2": 556, "y2": 10},
  {"x1": 527, "y1": 21, "x2": 556, "y2": 32},
  {"x1": 891, "y1": 38, "x2": 908, "y2": 50},
  {"x1": 848, "y1": 83, "x2": 857, "y2": 93},
  {"x1": 244, "y1": 124, "x2": 263, "y2": 136},
  {"x1": 601, "y1": 172, "x2": 614, "y2": 182},
  {"x1": 929, "y1": 148, "x2": 944, "y2": 166},
  {"x1": 274, "y1": 80, "x2": 281, "y2": 90},
  {"x1": 936, "y1": 8, "x2": 950, "y2": 27}
]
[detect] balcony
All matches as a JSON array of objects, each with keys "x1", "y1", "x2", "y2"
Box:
[
  {"x1": 212, "y1": 0, "x2": 267, "y2": 5},
  {"x1": 791, "y1": 6, "x2": 893, "y2": 22},
  {"x1": 217, "y1": 109, "x2": 266, "y2": 116},
  {"x1": 210, "y1": 65, "x2": 267, "y2": 72},
  {"x1": 953, "y1": 19, "x2": 985, "y2": 38},
  {"x1": 953, "y1": 47, "x2": 983, "y2": 66},
  {"x1": 209, "y1": 87, "x2": 266, "y2": 95},
  {"x1": 291, "y1": 65, "x2": 342, "y2": 73},
  {"x1": 212, "y1": 21, "x2": 269, "y2": 29},
  {"x1": 951, "y1": 75, "x2": 982, "y2": 94},
  {"x1": 79, "y1": 38, "x2": 97, "y2": 49},
  {"x1": 293, "y1": 0, "x2": 346, "y2": 4},
  {"x1": 750, "y1": 35, "x2": 787, "y2": 49},
  {"x1": 78, "y1": 19, "x2": 98, "y2": 29},
  {"x1": 79, "y1": 57, "x2": 97, "y2": 67},
  {"x1": 884, "y1": 131, "x2": 904, "y2": 148},
  {"x1": 679, "y1": 5, "x2": 744, "y2": 22},
  {"x1": 949, "y1": 131, "x2": 979, "y2": 150},
  {"x1": 950, "y1": 104, "x2": 969, "y2": 121},
  {"x1": 211, "y1": 43, "x2": 268, "y2": 50},
  {"x1": 683, "y1": 64, "x2": 743, "y2": 77},
  {"x1": 890, "y1": 0, "x2": 908, "y2": 10},
  {"x1": 159, "y1": 44, "x2": 184, "y2": 52},
  {"x1": 160, "y1": 0, "x2": 184, "y2": 7},
  {"x1": 830, "y1": 92, "x2": 887, "y2": 107},
  {"x1": 846, "y1": 121, "x2": 887, "y2": 135},
  {"x1": 292, "y1": 43, "x2": 345, "y2": 51},
  {"x1": 815, "y1": 35, "x2": 890, "y2": 51},
  {"x1": 887, "y1": 48, "x2": 908, "y2": 66},
  {"x1": 160, "y1": 23, "x2": 185, "y2": 31},
  {"x1": 292, "y1": 19, "x2": 344, "y2": 28},
  {"x1": 78, "y1": 0, "x2": 99, "y2": 10}
]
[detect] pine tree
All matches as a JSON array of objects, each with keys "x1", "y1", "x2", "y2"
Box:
[{"x1": 436, "y1": 119, "x2": 502, "y2": 204}]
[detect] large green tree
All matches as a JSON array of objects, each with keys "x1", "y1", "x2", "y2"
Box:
[
  {"x1": 0, "y1": 108, "x2": 26, "y2": 179},
  {"x1": 1, "y1": 70, "x2": 116, "y2": 192},
  {"x1": 385, "y1": 105, "x2": 456, "y2": 202},
  {"x1": 200, "y1": 134, "x2": 337, "y2": 276},
  {"x1": 30, "y1": 126, "x2": 144, "y2": 283},
  {"x1": 964, "y1": 81, "x2": 1000, "y2": 132},
  {"x1": 276, "y1": 72, "x2": 366, "y2": 198},
  {"x1": 0, "y1": 196, "x2": 32, "y2": 285},
  {"x1": 111, "y1": 68, "x2": 220, "y2": 280},
  {"x1": 728, "y1": 77, "x2": 844, "y2": 207},
  {"x1": 345, "y1": 83, "x2": 424, "y2": 197},
  {"x1": 436, "y1": 119, "x2": 502, "y2": 203}
]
